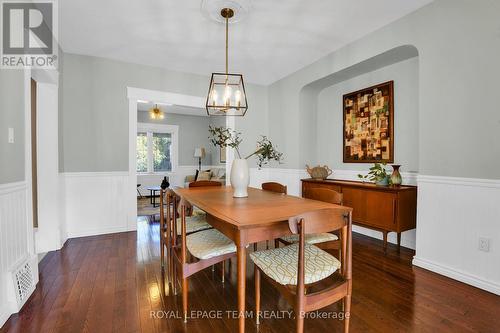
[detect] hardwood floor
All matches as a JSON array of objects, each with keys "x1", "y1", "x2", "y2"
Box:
[{"x1": 2, "y1": 217, "x2": 500, "y2": 332}]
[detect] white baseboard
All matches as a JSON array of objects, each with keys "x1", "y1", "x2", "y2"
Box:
[
  {"x1": 67, "y1": 225, "x2": 133, "y2": 239},
  {"x1": 0, "y1": 305, "x2": 12, "y2": 329},
  {"x1": 413, "y1": 256, "x2": 500, "y2": 295},
  {"x1": 37, "y1": 253, "x2": 47, "y2": 263},
  {"x1": 353, "y1": 225, "x2": 416, "y2": 250}
]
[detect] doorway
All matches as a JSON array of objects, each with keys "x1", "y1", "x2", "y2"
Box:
[{"x1": 127, "y1": 87, "x2": 234, "y2": 230}]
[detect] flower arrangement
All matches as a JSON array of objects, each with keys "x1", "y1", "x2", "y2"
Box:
[{"x1": 208, "y1": 126, "x2": 283, "y2": 168}]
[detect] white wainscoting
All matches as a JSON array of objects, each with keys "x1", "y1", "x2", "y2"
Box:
[
  {"x1": 64, "y1": 166, "x2": 227, "y2": 239},
  {"x1": 63, "y1": 172, "x2": 134, "y2": 238},
  {"x1": 249, "y1": 168, "x2": 418, "y2": 249},
  {"x1": 0, "y1": 181, "x2": 32, "y2": 326},
  {"x1": 413, "y1": 175, "x2": 500, "y2": 295}
]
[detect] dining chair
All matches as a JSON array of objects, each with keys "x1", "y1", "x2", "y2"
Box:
[
  {"x1": 251, "y1": 208, "x2": 353, "y2": 332},
  {"x1": 254, "y1": 182, "x2": 288, "y2": 251},
  {"x1": 277, "y1": 188, "x2": 343, "y2": 250},
  {"x1": 262, "y1": 181, "x2": 287, "y2": 194},
  {"x1": 171, "y1": 198, "x2": 237, "y2": 323},
  {"x1": 160, "y1": 189, "x2": 213, "y2": 270}
]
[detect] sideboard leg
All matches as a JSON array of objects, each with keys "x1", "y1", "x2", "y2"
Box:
[
  {"x1": 397, "y1": 232, "x2": 401, "y2": 252},
  {"x1": 383, "y1": 231, "x2": 388, "y2": 253}
]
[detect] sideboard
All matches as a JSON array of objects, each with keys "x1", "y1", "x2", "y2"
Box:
[{"x1": 301, "y1": 178, "x2": 417, "y2": 252}]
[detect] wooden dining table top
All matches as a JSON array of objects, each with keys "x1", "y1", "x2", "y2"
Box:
[{"x1": 174, "y1": 186, "x2": 351, "y2": 229}]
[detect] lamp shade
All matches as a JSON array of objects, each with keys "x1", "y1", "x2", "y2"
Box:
[
  {"x1": 206, "y1": 73, "x2": 248, "y2": 116},
  {"x1": 194, "y1": 148, "x2": 206, "y2": 158}
]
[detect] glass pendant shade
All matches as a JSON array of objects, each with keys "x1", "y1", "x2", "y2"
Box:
[
  {"x1": 206, "y1": 73, "x2": 248, "y2": 116},
  {"x1": 149, "y1": 105, "x2": 164, "y2": 120}
]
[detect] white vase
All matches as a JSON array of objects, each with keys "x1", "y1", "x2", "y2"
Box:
[{"x1": 230, "y1": 159, "x2": 249, "y2": 198}]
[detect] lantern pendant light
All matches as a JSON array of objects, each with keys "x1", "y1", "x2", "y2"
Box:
[{"x1": 206, "y1": 8, "x2": 248, "y2": 116}]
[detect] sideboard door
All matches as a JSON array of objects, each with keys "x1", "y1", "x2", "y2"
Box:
[{"x1": 342, "y1": 188, "x2": 397, "y2": 231}]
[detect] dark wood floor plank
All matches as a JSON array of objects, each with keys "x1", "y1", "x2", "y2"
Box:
[{"x1": 2, "y1": 216, "x2": 500, "y2": 333}]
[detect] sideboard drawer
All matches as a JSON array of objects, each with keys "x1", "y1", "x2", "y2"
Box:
[{"x1": 302, "y1": 182, "x2": 342, "y2": 197}]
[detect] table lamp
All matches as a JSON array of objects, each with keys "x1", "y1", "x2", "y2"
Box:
[{"x1": 194, "y1": 147, "x2": 205, "y2": 170}]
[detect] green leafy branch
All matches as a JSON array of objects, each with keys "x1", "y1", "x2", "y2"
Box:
[
  {"x1": 208, "y1": 125, "x2": 243, "y2": 159},
  {"x1": 208, "y1": 126, "x2": 283, "y2": 168}
]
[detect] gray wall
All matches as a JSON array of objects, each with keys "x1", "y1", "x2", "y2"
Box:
[
  {"x1": 137, "y1": 112, "x2": 214, "y2": 166},
  {"x1": 234, "y1": 84, "x2": 270, "y2": 167},
  {"x1": 268, "y1": 0, "x2": 500, "y2": 179},
  {"x1": 316, "y1": 57, "x2": 419, "y2": 172},
  {"x1": 60, "y1": 53, "x2": 268, "y2": 172},
  {"x1": 0, "y1": 70, "x2": 25, "y2": 184},
  {"x1": 209, "y1": 116, "x2": 226, "y2": 167}
]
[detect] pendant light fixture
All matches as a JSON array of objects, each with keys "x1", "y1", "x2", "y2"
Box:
[
  {"x1": 206, "y1": 8, "x2": 248, "y2": 116},
  {"x1": 149, "y1": 104, "x2": 164, "y2": 120}
]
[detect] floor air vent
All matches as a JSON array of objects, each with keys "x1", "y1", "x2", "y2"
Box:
[{"x1": 13, "y1": 261, "x2": 36, "y2": 307}]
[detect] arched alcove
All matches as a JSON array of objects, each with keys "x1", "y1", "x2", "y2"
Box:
[{"x1": 298, "y1": 45, "x2": 419, "y2": 172}]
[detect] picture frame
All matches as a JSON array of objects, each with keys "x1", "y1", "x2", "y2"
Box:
[{"x1": 343, "y1": 81, "x2": 394, "y2": 163}]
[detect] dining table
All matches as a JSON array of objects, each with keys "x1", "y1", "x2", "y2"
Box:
[{"x1": 173, "y1": 185, "x2": 346, "y2": 333}]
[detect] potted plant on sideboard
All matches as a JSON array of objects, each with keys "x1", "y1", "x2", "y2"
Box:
[{"x1": 358, "y1": 163, "x2": 391, "y2": 186}]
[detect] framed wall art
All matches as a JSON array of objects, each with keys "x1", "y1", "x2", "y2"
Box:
[{"x1": 343, "y1": 80, "x2": 394, "y2": 163}]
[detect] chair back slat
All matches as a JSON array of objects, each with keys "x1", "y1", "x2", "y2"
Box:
[
  {"x1": 262, "y1": 182, "x2": 287, "y2": 195},
  {"x1": 288, "y1": 207, "x2": 351, "y2": 235},
  {"x1": 306, "y1": 187, "x2": 343, "y2": 205},
  {"x1": 189, "y1": 180, "x2": 222, "y2": 187},
  {"x1": 163, "y1": 188, "x2": 191, "y2": 217}
]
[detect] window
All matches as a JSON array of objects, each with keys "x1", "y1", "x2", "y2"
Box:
[
  {"x1": 153, "y1": 133, "x2": 172, "y2": 172},
  {"x1": 137, "y1": 124, "x2": 178, "y2": 173},
  {"x1": 136, "y1": 132, "x2": 148, "y2": 173}
]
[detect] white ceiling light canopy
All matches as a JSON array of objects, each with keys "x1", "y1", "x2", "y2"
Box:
[{"x1": 201, "y1": 0, "x2": 251, "y2": 24}]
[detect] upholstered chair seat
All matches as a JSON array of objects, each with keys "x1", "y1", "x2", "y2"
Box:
[
  {"x1": 280, "y1": 232, "x2": 338, "y2": 245},
  {"x1": 192, "y1": 207, "x2": 206, "y2": 217},
  {"x1": 175, "y1": 214, "x2": 212, "y2": 235},
  {"x1": 250, "y1": 243, "x2": 341, "y2": 285},
  {"x1": 186, "y1": 229, "x2": 237, "y2": 260}
]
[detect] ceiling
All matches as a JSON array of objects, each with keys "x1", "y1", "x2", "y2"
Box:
[
  {"x1": 137, "y1": 102, "x2": 207, "y2": 117},
  {"x1": 60, "y1": 0, "x2": 432, "y2": 85}
]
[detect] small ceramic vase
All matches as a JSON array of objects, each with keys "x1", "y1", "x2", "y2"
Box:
[{"x1": 390, "y1": 165, "x2": 403, "y2": 186}]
